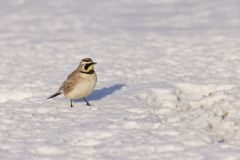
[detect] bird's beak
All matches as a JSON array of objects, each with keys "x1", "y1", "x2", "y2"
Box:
[{"x1": 92, "y1": 62, "x2": 97, "y2": 65}]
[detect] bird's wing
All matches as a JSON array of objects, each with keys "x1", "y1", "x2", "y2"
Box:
[
  {"x1": 60, "y1": 79, "x2": 73, "y2": 91},
  {"x1": 67, "y1": 69, "x2": 78, "y2": 79},
  {"x1": 58, "y1": 69, "x2": 79, "y2": 92}
]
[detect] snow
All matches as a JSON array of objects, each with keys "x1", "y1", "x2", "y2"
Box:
[{"x1": 0, "y1": 0, "x2": 240, "y2": 159}]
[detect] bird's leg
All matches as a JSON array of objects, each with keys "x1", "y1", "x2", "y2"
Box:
[
  {"x1": 83, "y1": 97, "x2": 91, "y2": 106},
  {"x1": 70, "y1": 99, "x2": 73, "y2": 107}
]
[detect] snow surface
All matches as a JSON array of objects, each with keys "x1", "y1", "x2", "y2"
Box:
[{"x1": 1, "y1": 0, "x2": 240, "y2": 159}]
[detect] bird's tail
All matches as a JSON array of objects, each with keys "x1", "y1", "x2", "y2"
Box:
[{"x1": 47, "y1": 92, "x2": 62, "y2": 99}]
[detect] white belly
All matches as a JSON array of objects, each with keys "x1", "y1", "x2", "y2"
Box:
[{"x1": 66, "y1": 76, "x2": 97, "y2": 99}]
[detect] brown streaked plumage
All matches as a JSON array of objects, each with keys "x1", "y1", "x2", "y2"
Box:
[{"x1": 47, "y1": 58, "x2": 97, "y2": 107}]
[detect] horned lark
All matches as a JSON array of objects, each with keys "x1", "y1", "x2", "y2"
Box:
[{"x1": 47, "y1": 58, "x2": 97, "y2": 107}]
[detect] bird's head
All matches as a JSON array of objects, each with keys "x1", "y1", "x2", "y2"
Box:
[{"x1": 78, "y1": 58, "x2": 97, "y2": 73}]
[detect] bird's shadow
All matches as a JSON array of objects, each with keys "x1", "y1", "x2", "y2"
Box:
[{"x1": 74, "y1": 83, "x2": 125, "y2": 102}]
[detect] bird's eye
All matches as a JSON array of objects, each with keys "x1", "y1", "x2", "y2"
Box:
[
  {"x1": 84, "y1": 64, "x2": 88, "y2": 70},
  {"x1": 84, "y1": 63, "x2": 94, "y2": 71}
]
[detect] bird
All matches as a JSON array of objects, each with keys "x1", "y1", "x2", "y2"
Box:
[{"x1": 47, "y1": 58, "x2": 97, "y2": 107}]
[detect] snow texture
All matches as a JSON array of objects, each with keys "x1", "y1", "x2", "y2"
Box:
[{"x1": 1, "y1": 0, "x2": 240, "y2": 159}]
